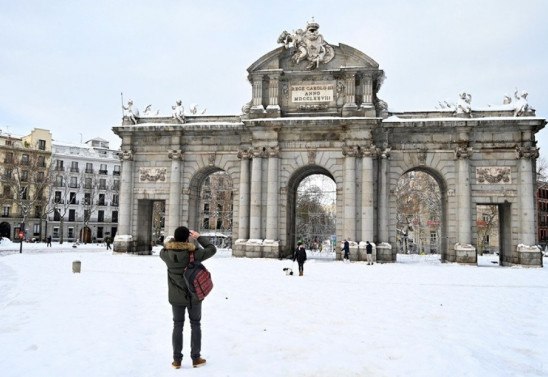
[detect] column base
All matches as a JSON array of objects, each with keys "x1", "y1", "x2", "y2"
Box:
[
  {"x1": 113, "y1": 235, "x2": 134, "y2": 253},
  {"x1": 375, "y1": 242, "x2": 393, "y2": 262},
  {"x1": 517, "y1": 244, "x2": 543, "y2": 267},
  {"x1": 454, "y1": 243, "x2": 477, "y2": 264}
]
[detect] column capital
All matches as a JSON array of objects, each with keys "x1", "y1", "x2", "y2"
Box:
[
  {"x1": 342, "y1": 145, "x2": 360, "y2": 157},
  {"x1": 267, "y1": 146, "x2": 280, "y2": 158},
  {"x1": 454, "y1": 145, "x2": 473, "y2": 160},
  {"x1": 251, "y1": 146, "x2": 268, "y2": 158},
  {"x1": 168, "y1": 149, "x2": 183, "y2": 160},
  {"x1": 237, "y1": 148, "x2": 252, "y2": 160},
  {"x1": 515, "y1": 146, "x2": 539, "y2": 160},
  {"x1": 378, "y1": 147, "x2": 391, "y2": 159},
  {"x1": 118, "y1": 149, "x2": 133, "y2": 161}
]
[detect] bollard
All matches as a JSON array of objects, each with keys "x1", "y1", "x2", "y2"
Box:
[{"x1": 72, "y1": 260, "x2": 81, "y2": 273}]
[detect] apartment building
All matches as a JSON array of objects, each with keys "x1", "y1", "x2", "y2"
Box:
[
  {"x1": 0, "y1": 128, "x2": 52, "y2": 241},
  {"x1": 48, "y1": 137, "x2": 120, "y2": 243}
]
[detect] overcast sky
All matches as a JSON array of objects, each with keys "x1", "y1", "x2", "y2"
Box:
[{"x1": 1, "y1": 0, "x2": 547, "y2": 156}]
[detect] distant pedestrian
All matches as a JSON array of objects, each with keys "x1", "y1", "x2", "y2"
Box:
[
  {"x1": 293, "y1": 242, "x2": 307, "y2": 276},
  {"x1": 105, "y1": 236, "x2": 112, "y2": 250},
  {"x1": 46, "y1": 235, "x2": 52, "y2": 247},
  {"x1": 343, "y1": 239, "x2": 350, "y2": 261},
  {"x1": 366, "y1": 241, "x2": 373, "y2": 265}
]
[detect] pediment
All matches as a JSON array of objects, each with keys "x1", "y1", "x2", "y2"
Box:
[{"x1": 247, "y1": 43, "x2": 380, "y2": 74}]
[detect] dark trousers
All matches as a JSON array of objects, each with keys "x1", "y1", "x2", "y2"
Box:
[
  {"x1": 297, "y1": 261, "x2": 304, "y2": 273},
  {"x1": 172, "y1": 302, "x2": 202, "y2": 362}
]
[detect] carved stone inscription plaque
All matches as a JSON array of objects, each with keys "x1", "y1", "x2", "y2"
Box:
[
  {"x1": 139, "y1": 167, "x2": 167, "y2": 182},
  {"x1": 291, "y1": 81, "x2": 335, "y2": 103}
]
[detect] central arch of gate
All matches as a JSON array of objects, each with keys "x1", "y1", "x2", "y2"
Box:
[{"x1": 112, "y1": 21, "x2": 545, "y2": 266}]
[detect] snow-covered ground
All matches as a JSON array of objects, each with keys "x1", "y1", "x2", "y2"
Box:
[{"x1": 1, "y1": 239, "x2": 547, "y2": 377}]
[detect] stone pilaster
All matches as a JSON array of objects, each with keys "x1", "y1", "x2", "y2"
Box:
[
  {"x1": 167, "y1": 149, "x2": 183, "y2": 237},
  {"x1": 342, "y1": 72, "x2": 358, "y2": 116},
  {"x1": 249, "y1": 146, "x2": 266, "y2": 240},
  {"x1": 361, "y1": 145, "x2": 376, "y2": 243},
  {"x1": 117, "y1": 149, "x2": 133, "y2": 235},
  {"x1": 265, "y1": 147, "x2": 280, "y2": 241},
  {"x1": 516, "y1": 146, "x2": 540, "y2": 246},
  {"x1": 378, "y1": 147, "x2": 390, "y2": 243},
  {"x1": 454, "y1": 145, "x2": 473, "y2": 245},
  {"x1": 251, "y1": 74, "x2": 265, "y2": 113},
  {"x1": 237, "y1": 149, "x2": 251, "y2": 241},
  {"x1": 266, "y1": 71, "x2": 281, "y2": 116},
  {"x1": 342, "y1": 145, "x2": 359, "y2": 242}
]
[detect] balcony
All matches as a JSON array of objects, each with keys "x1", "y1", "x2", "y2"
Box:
[
  {"x1": 113, "y1": 171, "x2": 120, "y2": 176},
  {"x1": 69, "y1": 183, "x2": 78, "y2": 188},
  {"x1": 70, "y1": 167, "x2": 79, "y2": 173},
  {"x1": 85, "y1": 169, "x2": 94, "y2": 174},
  {"x1": 55, "y1": 166, "x2": 65, "y2": 171},
  {"x1": 99, "y1": 170, "x2": 108, "y2": 175}
]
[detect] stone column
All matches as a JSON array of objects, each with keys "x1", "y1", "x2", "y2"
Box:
[
  {"x1": 118, "y1": 149, "x2": 133, "y2": 235},
  {"x1": 516, "y1": 146, "x2": 539, "y2": 245},
  {"x1": 265, "y1": 147, "x2": 280, "y2": 241},
  {"x1": 342, "y1": 72, "x2": 358, "y2": 114},
  {"x1": 249, "y1": 147, "x2": 265, "y2": 240},
  {"x1": 237, "y1": 149, "x2": 251, "y2": 240},
  {"x1": 361, "y1": 146, "x2": 375, "y2": 243},
  {"x1": 251, "y1": 74, "x2": 265, "y2": 113},
  {"x1": 266, "y1": 71, "x2": 281, "y2": 116},
  {"x1": 167, "y1": 149, "x2": 183, "y2": 237},
  {"x1": 342, "y1": 145, "x2": 358, "y2": 242},
  {"x1": 455, "y1": 145, "x2": 473, "y2": 244},
  {"x1": 378, "y1": 148, "x2": 391, "y2": 242},
  {"x1": 361, "y1": 75, "x2": 373, "y2": 104}
]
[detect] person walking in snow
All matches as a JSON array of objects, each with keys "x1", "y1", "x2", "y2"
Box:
[
  {"x1": 293, "y1": 242, "x2": 307, "y2": 276},
  {"x1": 160, "y1": 226, "x2": 216, "y2": 369},
  {"x1": 366, "y1": 241, "x2": 373, "y2": 265},
  {"x1": 343, "y1": 239, "x2": 350, "y2": 261},
  {"x1": 46, "y1": 235, "x2": 52, "y2": 247},
  {"x1": 105, "y1": 236, "x2": 112, "y2": 250}
]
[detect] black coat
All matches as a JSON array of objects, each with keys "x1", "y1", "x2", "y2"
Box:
[{"x1": 293, "y1": 247, "x2": 307, "y2": 263}]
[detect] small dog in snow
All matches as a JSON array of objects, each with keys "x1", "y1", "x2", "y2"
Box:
[{"x1": 282, "y1": 267, "x2": 293, "y2": 276}]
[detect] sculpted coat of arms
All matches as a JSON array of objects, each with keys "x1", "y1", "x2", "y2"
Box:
[{"x1": 278, "y1": 19, "x2": 335, "y2": 70}]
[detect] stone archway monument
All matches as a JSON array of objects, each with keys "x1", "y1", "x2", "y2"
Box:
[{"x1": 112, "y1": 20, "x2": 545, "y2": 266}]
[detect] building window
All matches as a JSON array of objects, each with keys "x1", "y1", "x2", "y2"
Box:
[
  {"x1": 33, "y1": 224, "x2": 40, "y2": 236},
  {"x1": 112, "y1": 210, "x2": 118, "y2": 222},
  {"x1": 113, "y1": 179, "x2": 120, "y2": 190},
  {"x1": 20, "y1": 170, "x2": 29, "y2": 182},
  {"x1": 54, "y1": 209, "x2": 61, "y2": 221},
  {"x1": 53, "y1": 227, "x2": 59, "y2": 238},
  {"x1": 21, "y1": 187, "x2": 28, "y2": 200},
  {"x1": 21, "y1": 154, "x2": 30, "y2": 165},
  {"x1": 36, "y1": 171, "x2": 44, "y2": 182},
  {"x1": 68, "y1": 227, "x2": 74, "y2": 239},
  {"x1": 37, "y1": 155, "x2": 45, "y2": 167},
  {"x1": 97, "y1": 227, "x2": 104, "y2": 238},
  {"x1": 4, "y1": 152, "x2": 13, "y2": 163},
  {"x1": 69, "y1": 209, "x2": 76, "y2": 222},
  {"x1": 56, "y1": 175, "x2": 64, "y2": 187},
  {"x1": 2, "y1": 206, "x2": 10, "y2": 217},
  {"x1": 98, "y1": 194, "x2": 105, "y2": 206},
  {"x1": 4, "y1": 168, "x2": 12, "y2": 179},
  {"x1": 99, "y1": 179, "x2": 106, "y2": 190},
  {"x1": 69, "y1": 192, "x2": 77, "y2": 204},
  {"x1": 98, "y1": 210, "x2": 104, "y2": 222},
  {"x1": 99, "y1": 164, "x2": 107, "y2": 175},
  {"x1": 55, "y1": 160, "x2": 64, "y2": 171},
  {"x1": 84, "y1": 177, "x2": 92, "y2": 189},
  {"x1": 69, "y1": 176, "x2": 78, "y2": 188},
  {"x1": 84, "y1": 193, "x2": 91, "y2": 205},
  {"x1": 70, "y1": 161, "x2": 79, "y2": 173},
  {"x1": 54, "y1": 191, "x2": 62, "y2": 203},
  {"x1": 112, "y1": 194, "x2": 119, "y2": 206},
  {"x1": 85, "y1": 163, "x2": 93, "y2": 174},
  {"x1": 35, "y1": 206, "x2": 42, "y2": 218},
  {"x1": 113, "y1": 165, "x2": 120, "y2": 175},
  {"x1": 38, "y1": 139, "x2": 46, "y2": 150},
  {"x1": 3, "y1": 186, "x2": 11, "y2": 198}
]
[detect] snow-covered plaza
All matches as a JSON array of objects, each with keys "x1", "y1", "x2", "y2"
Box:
[{"x1": 1, "y1": 241, "x2": 546, "y2": 377}]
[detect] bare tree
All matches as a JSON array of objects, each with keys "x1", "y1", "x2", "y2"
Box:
[
  {"x1": 395, "y1": 171, "x2": 441, "y2": 254},
  {"x1": 476, "y1": 205, "x2": 498, "y2": 255}
]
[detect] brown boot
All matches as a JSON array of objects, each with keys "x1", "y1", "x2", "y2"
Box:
[
  {"x1": 171, "y1": 360, "x2": 181, "y2": 369},
  {"x1": 193, "y1": 357, "x2": 207, "y2": 368},
  {"x1": 299, "y1": 271, "x2": 303, "y2": 276}
]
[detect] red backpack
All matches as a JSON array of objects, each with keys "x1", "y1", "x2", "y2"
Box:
[{"x1": 183, "y1": 251, "x2": 213, "y2": 301}]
